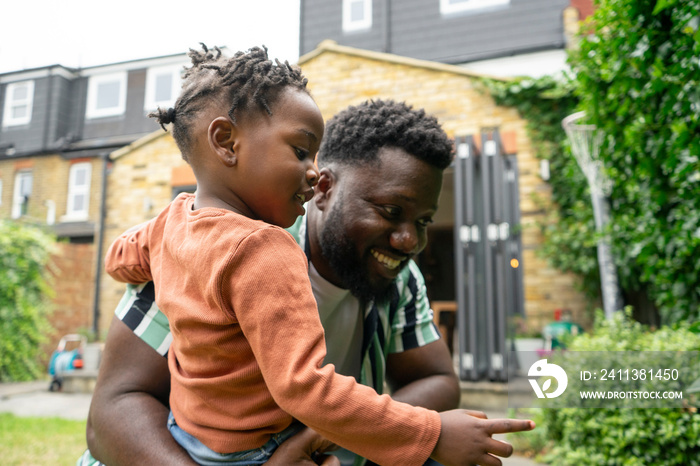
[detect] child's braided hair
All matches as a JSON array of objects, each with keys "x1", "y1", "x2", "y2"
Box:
[{"x1": 150, "y1": 44, "x2": 309, "y2": 161}]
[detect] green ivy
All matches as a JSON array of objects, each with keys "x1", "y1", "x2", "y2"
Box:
[
  {"x1": 571, "y1": 0, "x2": 700, "y2": 323},
  {"x1": 0, "y1": 220, "x2": 56, "y2": 381},
  {"x1": 479, "y1": 75, "x2": 601, "y2": 302},
  {"x1": 482, "y1": 0, "x2": 700, "y2": 323}
]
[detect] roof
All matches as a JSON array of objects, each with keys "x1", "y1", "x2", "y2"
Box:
[
  {"x1": 298, "y1": 40, "x2": 510, "y2": 82},
  {"x1": 110, "y1": 128, "x2": 171, "y2": 161}
]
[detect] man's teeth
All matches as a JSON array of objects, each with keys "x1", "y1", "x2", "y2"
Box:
[
  {"x1": 295, "y1": 193, "x2": 307, "y2": 203},
  {"x1": 371, "y1": 250, "x2": 400, "y2": 269}
]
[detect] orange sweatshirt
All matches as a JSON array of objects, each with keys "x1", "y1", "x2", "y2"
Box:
[{"x1": 105, "y1": 193, "x2": 441, "y2": 466}]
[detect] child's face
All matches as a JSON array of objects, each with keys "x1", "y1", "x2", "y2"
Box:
[{"x1": 233, "y1": 88, "x2": 324, "y2": 228}]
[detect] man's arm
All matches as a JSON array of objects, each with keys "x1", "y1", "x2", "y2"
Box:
[
  {"x1": 86, "y1": 316, "x2": 196, "y2": 465},
  {"x1": 385, "y1": 338, "x2": 461, "y2": 412}
]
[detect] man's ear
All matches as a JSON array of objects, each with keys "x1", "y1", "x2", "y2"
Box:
[
  {"x1": 208, "y1": 117, "x2": 237, "y2": 167},
  {"x1": 314, "y1": 167, "x2": 336, "y2": 211}
]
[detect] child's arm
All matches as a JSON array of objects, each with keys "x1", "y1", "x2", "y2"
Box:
[
  {"x1": 104, "y1": 221, "x2": 154, "y2": 284},
  {"x1": 228, "y1": 229, "x2": 534, "y2": 466}
]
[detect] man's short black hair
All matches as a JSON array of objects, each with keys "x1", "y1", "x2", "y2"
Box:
[{"x1": 318, "y1": 99, "x2": 453, "y2": 170}]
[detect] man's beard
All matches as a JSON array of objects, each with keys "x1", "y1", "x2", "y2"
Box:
[{"x1": 318, "y1": 200, "x2": 394, "y2": 304}]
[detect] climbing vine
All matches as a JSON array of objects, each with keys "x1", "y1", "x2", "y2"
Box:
[
  {"x1": 480, "y1": 75, "x2": 601, "y2": 303},
  {"x1": 482, "y1": 0, "x2": 700, "y2": 324}
]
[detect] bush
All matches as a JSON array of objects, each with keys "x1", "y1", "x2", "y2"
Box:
[
  {"x1": 0, "y1": 220, "x2": 56, "y2": 381},
  {"x1": 537, "y1": 310, "x2": 700, "y2": 465}
]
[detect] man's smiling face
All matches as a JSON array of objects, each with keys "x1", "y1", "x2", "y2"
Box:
[{"x1": 318, "y1": 146, "x2": 444, "y2": 302}]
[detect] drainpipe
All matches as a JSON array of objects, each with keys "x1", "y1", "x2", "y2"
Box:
[
  {"x1": 91, "y1": 152, "x2": 110, "y2": 337},
  {"x1": 44, "y1": 200, "x2": 56, "y2": 225},
  {"x1": 43, "y1": 68, "x2": 54, "y2": 151},
  {"x1": 383, "y1": 0, "x2": 392, "y2": 53},
  {"x1": 299, "y1": 0, "x2": 306, "y2": 58}
]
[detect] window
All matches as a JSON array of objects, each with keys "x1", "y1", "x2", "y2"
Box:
[
  {"x1": 65, "y1": 162, "x2": 92, "y2": 220},
  {"x1": 2, "y1": 80, "x2": 34, "y2": 127},
  {"x1": 343, "y1": 0, "x2": 372, "y2": 32},
  {"x1": 86, "y1": 72, "x2": 127, "y2": 119},
  {"x1": 11, "y1": 171, "x2": 32, "y2": 219},
  {"x1": 144, "y1": 65, "x2": 183, "y2": 111},
  {"x1": 440, "y1": 0, "x2": 510, "y2": 15}
]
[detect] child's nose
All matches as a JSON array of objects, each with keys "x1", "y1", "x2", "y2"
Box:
[{"x1": 307, "y1": 166, "x2": 319, "y2": 187}]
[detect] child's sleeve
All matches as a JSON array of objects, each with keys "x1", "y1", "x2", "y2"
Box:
[
  {"x1": 229, "y1": 229, "x2": 441, "y2": 466},
  {"x1": 104, "y1": 221, "x2": 154, "y2": 284}
]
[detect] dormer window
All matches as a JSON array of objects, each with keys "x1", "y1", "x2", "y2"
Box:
[
  {"x1": 343, "y1": 0, "x2": 372, "y2": 32},
  {"x1": 86, "y1": 72, "x2": 127, "y2": 119},
  {"x1": 144, "y1": 64, "x2": 183, "y2": 112},
  {"x1": 2, "y1": 80, "x2": 34, "y2": 127},
  {"x1": 440, "y1": 0, "x2": 510, "y2": 15}
]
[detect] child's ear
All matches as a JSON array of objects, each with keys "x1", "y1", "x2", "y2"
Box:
[
  {"x1": 314, "y1": 168, "x2": 335, "y2": 211},
  {"x1": 208, "y1": 117, "x2": 237, "y2": 167}
]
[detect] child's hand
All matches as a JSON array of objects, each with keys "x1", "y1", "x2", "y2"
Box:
[
  {"x1": 266, "y1": 427, "x2": 339, "y2": 466},
  {"x1": 431, "y1": 409, "x2": 535, "y2": 466}
]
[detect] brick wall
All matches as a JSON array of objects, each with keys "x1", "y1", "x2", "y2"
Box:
[
  {"x1": 570, "y1": 0, "x2": 595, "y2": 19},
  {"x1": 299, "y1": 43, "x2": 591, "y2": 330},
  {"x1": 45, "y1": 242, "x2": 96, "y2": 349},
  {"x1": 0, "y1": 155, "x2": 104, "y2": 223}
]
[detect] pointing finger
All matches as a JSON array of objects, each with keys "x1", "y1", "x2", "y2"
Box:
[{"x1": 487, "y1": 418, "x2": 536, "y2": 434}]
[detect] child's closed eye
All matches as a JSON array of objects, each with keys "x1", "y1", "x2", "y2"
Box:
[{"x1": 294, "y1": 147, "x2": 310, "y2": 161}]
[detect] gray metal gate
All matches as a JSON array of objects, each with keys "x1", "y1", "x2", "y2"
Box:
[{"x1": 453, "y1": 129, "x2": 525, "y2": 382}]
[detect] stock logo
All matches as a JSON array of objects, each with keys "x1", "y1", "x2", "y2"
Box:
[{"x1": 528, "y1": 359, "x2": 568, "y2": 398}]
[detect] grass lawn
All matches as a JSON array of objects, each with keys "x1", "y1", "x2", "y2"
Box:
[{"x1": 0, "y1": 413, "x2": 87, "y2": 466}]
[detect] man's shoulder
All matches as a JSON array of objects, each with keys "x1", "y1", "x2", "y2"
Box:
[{"x1": 392, "y1": 260, "x2": 425, "y2": 293}]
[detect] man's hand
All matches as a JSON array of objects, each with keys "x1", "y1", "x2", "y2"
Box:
[
  {"x1": 431, "y1": 410, "x2": 535, "y2": 466},
  {"x1": 266, "y1": 427, "x2": 339, "y2": 466}
]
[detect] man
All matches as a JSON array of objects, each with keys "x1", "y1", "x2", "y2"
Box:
[{"x1": 83, "y1": 100, "x2": 531, "y2": 466}]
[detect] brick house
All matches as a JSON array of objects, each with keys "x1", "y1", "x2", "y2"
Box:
[
  {"x1": 98, "y1": 42, "x2": 590, "y2": 380},
  {"x1": 0, "y1": 53, "x2": 190, "y2": 347}
]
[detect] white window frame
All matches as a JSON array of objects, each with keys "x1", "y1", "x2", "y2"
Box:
[
  {"x1": 2, "y1": 80, "x2": 34, "y2": 127},
  {"x1": 86, "y1": 72, "x2": 127, "y2": 119},
  {"x1": 64, "y1": 162, "x2": 92, "y2": 221},
  {"x1": 11, "y1": 170, "x2": 32, "y2": 219},
  {"x1": 144, "y1": 64, "x2": 183, "y2": 112},
  {"x1": 440, "y1": 0, "x2": 510, "y2": 15},
  {"x1": 343, "y1": 0, "x2": 372, "y2": 32}
]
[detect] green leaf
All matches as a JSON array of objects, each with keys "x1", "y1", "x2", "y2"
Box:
[{"x1": 652, "y1": 0, "x2": 672, "y2": 16}]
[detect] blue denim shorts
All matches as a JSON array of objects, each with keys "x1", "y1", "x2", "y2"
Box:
[{"x1": 168, "y1": 412, "x2": 303, "y2": 466}]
